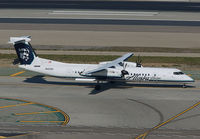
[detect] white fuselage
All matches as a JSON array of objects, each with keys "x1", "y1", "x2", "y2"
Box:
[{"x1": 19, "y1": 57, "x2": 194, "y2": 83}]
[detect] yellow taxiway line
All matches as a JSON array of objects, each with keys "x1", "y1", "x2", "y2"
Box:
[
  {"x1": 135, "y1": 101, "x2": 200, "y2": 139},
  {"x1": 10, "y1": 71, "x2": 25, "y2": 77},
  {"x1": 59, "y1": 109, "x2": 70, "y2": 125},
  {"x1": 0, "y1": 102, "x2": 33, "y2": 109},
  {"x1": 18, "y1": 120, "x2": 65, "y2": 123},
  {"x1": 14, "y1": 111, "x2": 60, "y2": 115},
  {"x1": 0, "y1": 136, "x2": 6, "y2": 138},
  {"x1": 0, "y1": 97, "x2": 70, "y2": 126}
]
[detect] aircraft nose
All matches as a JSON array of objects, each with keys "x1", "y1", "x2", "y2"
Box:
[
  {"x1": 190, "y1": 78, "x2": 195, "y2": 82},
  {"x1": 186, "y1": 75, "x2": 195, "y2": 82}
]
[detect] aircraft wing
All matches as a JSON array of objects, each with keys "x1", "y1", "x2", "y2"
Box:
[{"x1": 83, "y1": 53, "x2": 133, "y2": 75}]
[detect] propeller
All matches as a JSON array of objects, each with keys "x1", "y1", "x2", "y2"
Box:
[
  {"x1": 121, "y1": 62, "x2": 129, "y2": 77},
  {"x1": 13, "y1": 58, "x2": 20, "y2": 65},
  {"x1": 136, "y1": 55, "x2": 142, "y2": 67}
]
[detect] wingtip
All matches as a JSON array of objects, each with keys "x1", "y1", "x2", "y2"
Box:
[{"x1": 126, "y1": 52, "x2": 134, "y2": 57}]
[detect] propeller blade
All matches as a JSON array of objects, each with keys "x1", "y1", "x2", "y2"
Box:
[
  {"x1": 123, "y1": 63, "x2": 127, "y2": 70},
  {"x1": 136, "y1": 55, "x2": 142, "y2": 67}
]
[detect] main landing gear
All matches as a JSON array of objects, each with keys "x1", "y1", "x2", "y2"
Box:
[
  {"x1": 95, "y1": 80, "x2": 101, "y2": 90},
  {"x1": 182, "y1": 84, "x2": 187, "y2": 88}
]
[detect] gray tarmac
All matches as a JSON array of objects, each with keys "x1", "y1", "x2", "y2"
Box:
[
  {"x1": 0, "y1": 76, "x2": 200, "y2": 138},
  {"x1": 0, "y1": 9, "x2": 200, "y2": 49},
  {"x1": 1, "y1": 4, "x2": 200, "y2": 138},
  {"x1": 2, "y1": 49, "x2": 200, "y2": 57},
  {"x1": 2, "y1": 29, "x2": 200, "y2": 49},
  {"x1": 0, "y1": 0, "x2": 199, "y2": 11},
  {"x1": 1, "y1": 9, "x2": 200, "y2": 22},
  {"x1": 0, "y1": 9, "x2": 199, "y2": 49}
]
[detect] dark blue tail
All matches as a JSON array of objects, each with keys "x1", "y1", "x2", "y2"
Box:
[{"x1": 10, "y1": 36, "x2": 37, "y2": 65}]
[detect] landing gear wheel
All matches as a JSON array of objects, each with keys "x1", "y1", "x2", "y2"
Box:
[
  {"x1": 95, "y1": 85, "x2": 101, "y2": 90},
  {"x1": 109, "y1": 81, "x2": 115, "y2": 84},
  {"x1": 183, "y1": 84, "x2": 187, "y2": 88}
]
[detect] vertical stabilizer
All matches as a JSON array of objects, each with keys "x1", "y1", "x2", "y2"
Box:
[{"x1": 9, "y1": 36, "x2": 37, "y2": 65}]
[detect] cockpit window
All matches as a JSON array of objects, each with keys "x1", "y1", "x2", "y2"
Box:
[{"x1": 173, "y1": 72, "x2": 184, "y2": 75}]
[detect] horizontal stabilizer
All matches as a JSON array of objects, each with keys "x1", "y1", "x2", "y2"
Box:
[{"x1": 8, "y1": 36, "x2": 31, "y2": 44}]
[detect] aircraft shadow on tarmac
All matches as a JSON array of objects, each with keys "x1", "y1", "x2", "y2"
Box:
[{"x1": 24, "y1": 75, "x2": 194, "y2": 95}]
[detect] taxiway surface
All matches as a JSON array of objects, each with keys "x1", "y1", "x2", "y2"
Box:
[
  {"x1": 1, "y1": 1, "x2": 200, "y2": 138},
  {"x1": 0, "y1": 76, "x2": 200, "y2": 138},
  {"x1": 0, "y1": 0, "x2": 200, "y2": 11}
]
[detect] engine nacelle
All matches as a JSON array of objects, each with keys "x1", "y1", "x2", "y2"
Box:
[
  {"x1": 106, "y1": 68, "x2": 122, "y2": 77},
  {"x1": 88, "y1": 68, "x2": 122, "y2": 78}
]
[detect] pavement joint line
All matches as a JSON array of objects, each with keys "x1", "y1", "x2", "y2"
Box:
[
  {"x1": 135, "y1": 100, "x2": 200, "y2": 139},
  {"x1": 0, "y1": 97, "x2": 70, "y2": 126},
  {"x1": 1, "y1": 133, "x2": 32, "y2": 139},
  {"x1": 0, "y1": 82, "x2": 199, "y2": 90},
  {"x1": 10, "y1": 71, "x2": 26, "y2": 77},
  {"x1": 132, "y1": 87, "x2": 200, "y2": 90},
  {"x1": 0, "y1": 83, "x2": 95, "y2": 87},
  {"x1": 0, "y1": 132, "x2": 39, "y2": 139},
  {"x1": 0, "y1": 102, "x2": 34, "y2": 109},
  {"x1": 14, "y1": 110, "x2": 60, "y2": 116}
]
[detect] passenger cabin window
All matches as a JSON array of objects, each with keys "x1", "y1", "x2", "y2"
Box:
[{"x1": 173, "y1": 72, "x2": 184, "y2": 75}]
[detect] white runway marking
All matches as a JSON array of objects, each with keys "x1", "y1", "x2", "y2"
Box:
[{"x1": 49, "y1": 10, "x2": 159, "y2": 17}]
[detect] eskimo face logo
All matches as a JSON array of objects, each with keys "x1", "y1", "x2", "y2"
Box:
[{"x1": 18, "y1": 48, "x2": 30, "y2": 61}]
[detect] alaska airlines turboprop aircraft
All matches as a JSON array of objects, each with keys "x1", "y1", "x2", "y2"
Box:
[{"x1": 9, "y1": 36, "x2": 194, "y2": 90}]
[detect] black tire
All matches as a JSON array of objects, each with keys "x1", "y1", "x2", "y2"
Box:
[
  {"x1": 109, "y1": 81, "x2": 115, "y2": 84},
  {"x1": 183, "y1": 84, "x2": 187, "y2": 88}
]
